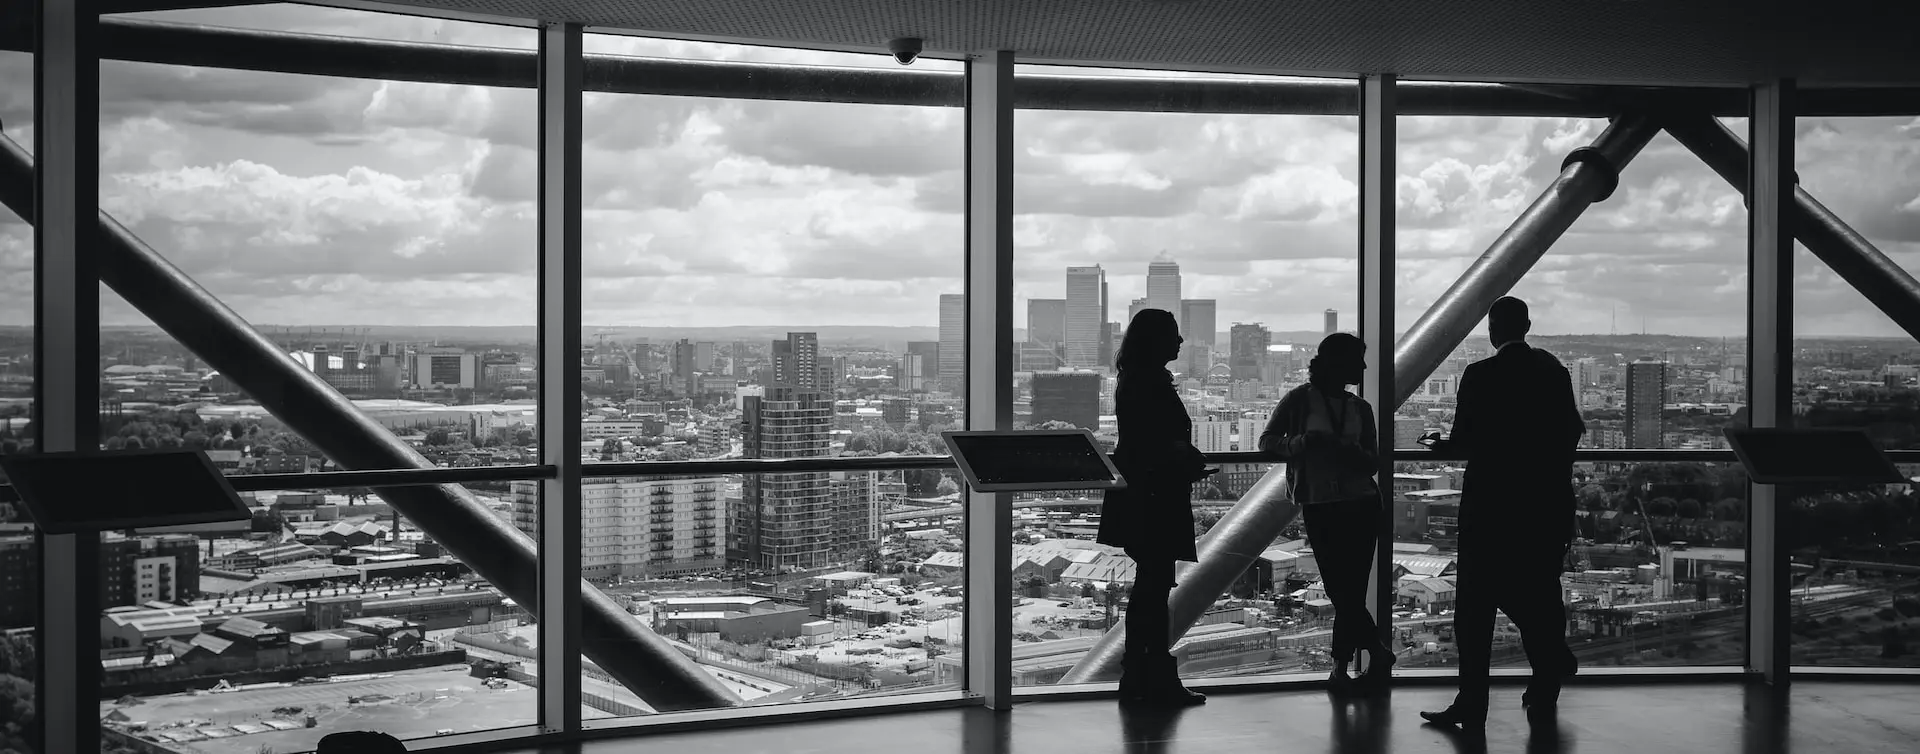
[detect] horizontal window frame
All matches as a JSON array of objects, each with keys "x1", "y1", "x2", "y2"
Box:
[{"x1": 5, "y1": 19, "x2": 1916, "y2": 117}]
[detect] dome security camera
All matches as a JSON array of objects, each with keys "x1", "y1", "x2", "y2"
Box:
[{"x1": 888, "y1": 37, "x2": 923, "y2": 66}]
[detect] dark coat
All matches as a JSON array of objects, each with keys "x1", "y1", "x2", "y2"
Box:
[
  {"x1": 1096, "y1": 366, "x2": 1207, "y2": 562},
  {"x1": 1441, "y1": 342, "x2": 1586, "y2": 546}
]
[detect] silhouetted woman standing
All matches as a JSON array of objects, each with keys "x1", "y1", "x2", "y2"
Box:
[
  {"x1": 1097, "y1": 308, "x2": 1211, "y2": 706},
  {"x1": 1260, "y1": 332, "x2": 1391, "y2": 694}
]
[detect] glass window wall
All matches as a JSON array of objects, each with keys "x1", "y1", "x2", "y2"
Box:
[
  {"x1": 1395, "y1": 97, "x2": 1750, "y2": 669},
  {"x1": 1011, "y1": 67, "x2": 1361, "y2": 686},
  {"x1": 574, "y1": 31, "x2": 966, "y2": 717},
  {"x1": 1787, "y1": 114, "x2": 1920, "y2": 668},
  {"x1": 0, "y1": 37, "x2": 36, "y2": 754},
  {"x1": 96, "y1": 5, "x2": 539, "y2": 468},
  {"x1": 5, "y1": 6, "x2": 1914, "y2": 747}
]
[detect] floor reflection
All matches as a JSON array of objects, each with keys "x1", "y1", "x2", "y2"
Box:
[
  {"x1": 1119, "y1": 705, "x2": 1189, "y2": 753},
  {"x1": 1328, "y1": 693, "x2": 1393, "y2": 754}
]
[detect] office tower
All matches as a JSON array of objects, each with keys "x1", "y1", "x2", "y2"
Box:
[
  {"x1": 1128, "y1": 297, "x2": 1149, "y2": 325},
  {"x1": 1181, "y1": 299, "x2": 1217, "y2": 349},
  {"x1": 1575, "y1": 357, "x2": 1600, "y2": 388},
  {"x1": 772, "y1": 332, "x2": 820, "y2": 389},
  {"x1": 1065, "y1": 267, "x2": 1106, "y2": 368},
  {"x1": 1324, "y1": 309, "x2": 1339, "y2": 336},
  {"x1": 1027, "y1": 298, "x2": 1066, "y2": 346},
  {"x1": 906, "y1": 341, "x2": 941, "y2": 381},
  {"x1": 1191, "y1": 421, "x2": 1233, "y2": 454},
  {"x1": 731, "y1": 340, "x2": 752, "y2": 375},
  {"x1": 817, "y1": 356, "x2": 845, "y2": 392},
  {"x1": 512, "y1": 476, "x2": 725, "y2": 580},
  {"x1": 1229, "y1": 323, "x2": 1271, "y2": 381},
  {"x1": 1147, "y1": 253, "x2": 1182, "y2": 331},
  {"x1": 671, "y1": 339, "x2": 700, "y2": 393},
  {"x1": 1030, "y1": 372, "x2": 1102, "y2": 429},
  {"x1": 1626, "y1": 361, "x2": 1669, "y2": 448},
  {"x1": 736, "y1": 386, "x2": 835, "y2": 569},
  {"x1": 939, "y1": 294, "x2": 965, "y2": 391},
  {"x1": 408, "y1": 353, "x2": 480, "y2": 389},
  {"x1": 696, "y1": 342, "x2": 716, "y2": 372},
  {"x1": 899, "y1": 353, "x2": 926, "y2": 391},
  {"x1": 100, "y1": 534, "x2": 201, "y2": 608}
]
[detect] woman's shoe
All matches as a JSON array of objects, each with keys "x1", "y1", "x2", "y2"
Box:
[
  {"x1": 1326, "y1": 665, "x2": 1357, "y2": 697},
  {"x1": 1354, "y1": 647, "x2": 1395, "y2": 695},
  {"x1": 1143, "y1": 654, "x2": 1207, "y2": 706}
]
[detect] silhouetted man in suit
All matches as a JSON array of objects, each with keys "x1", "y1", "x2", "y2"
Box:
[{"x1": 1420, "y1": 297, "x2": 1584, "y2": 730}]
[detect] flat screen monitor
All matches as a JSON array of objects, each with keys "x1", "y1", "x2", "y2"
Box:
[
  {"x1": 941, "y1": 429, "x2": 1126, "y2": 493},
  {"x1": 0, "y1": 450, "x2": 252, "y2": 534},
  {"x1": 1724, "y1": 428, "x2": 1906, "y2": 485}
]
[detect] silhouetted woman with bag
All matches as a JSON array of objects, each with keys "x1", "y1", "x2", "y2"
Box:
[
  {"x1": 1259, "y1": 332, "x2": 1392, "y2": 695},
  {"x1": 1096, "y1": 308, "x2": 1211, "y2": 707}
]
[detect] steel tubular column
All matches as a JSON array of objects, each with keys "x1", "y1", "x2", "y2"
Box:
[
  {"x1": 1391, "y1": 115, "x2": 1660, "y2": 408},
  {"x1": 1059, "y1": 470, "x2": 1299, "y2": 683},
  {"x1": 962, "y1": 49, "x2": 1016, "y2": 710},
  {"x1": 32, "y1": 1, "x2": 101, "y2": 750},
  {"x1": 1746, "y1": 82, "x2": 1795, "y2": 685},
  {"x1": 0, "y1": 136, "x2": 741, "y2": 712},
  {"x1": 1663, "y1": 115, "x2": 1920, "y2": 342},
  {"x1": 1358, "y1": 75, "x2": 1397, "y2": 663},
  {"x1": 536, "y1": 22, "x2": 584, "y2": 732}
]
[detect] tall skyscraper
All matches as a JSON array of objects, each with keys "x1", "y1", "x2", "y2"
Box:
[
  {"x1": 1181, "y1": 299, "x2": 1217, "y2": 348},
  {"x1": 736, "y1": 386, "x2": 835, "y2": 569},
  {"x1": 1626, "y1": 361, "x2": 1669, "y2": 448},
  {"x1": 1229, "y1": 323, "x2": 1271, "y2": 381},
  {"x1": 771, "y1": 332, "x2": 820, "y2": 389},
  {"x1": 1065, "y1": 267, "x2": 1106, "y2": 368},
  {"x1": 1324, "y1": 309, "x2": 1339, "y2": 336},
  {"x1": 938, "y1": 294, "x2": 965, "y2": 391},
  {"x1": 907, "y1": 341, "x2": 941, "y2": 381},
  {"x1": 1027, "y1": 298, "x2": 1066, "y2": 346},
  {"x1": 899, "y1": 353, "x2": 926, "y2": 391},
  {"x1": 1030, "y1": 372, "x2": 1102, "y2": 429},
  {"x1": 1147, "y1": 253, "x2": 1182, "y2": 331}
]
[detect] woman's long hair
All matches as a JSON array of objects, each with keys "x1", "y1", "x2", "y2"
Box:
[
  {"x1": 1308, "y1": 332, "x2": 1366, "y2": 388},
  {"x1": 1116, "y1": 308, "x2": 1180, "y2": 372}
]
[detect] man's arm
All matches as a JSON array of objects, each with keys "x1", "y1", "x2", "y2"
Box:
[
  {"x1": 1552, "y1": 358, "x2": 1585, "y2": 449},
  {"x1": 1432, "y1": 364, "x2": 1477, "y2": 456}
]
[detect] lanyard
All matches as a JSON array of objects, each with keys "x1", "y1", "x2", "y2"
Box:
[{"x1": 1317, "y1": 386, "x2": 1349, "y2": 437}]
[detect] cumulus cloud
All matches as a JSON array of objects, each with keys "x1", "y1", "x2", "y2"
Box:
[{"x1": 4, "y1": 6, "x2": 1905, "y2": 340}]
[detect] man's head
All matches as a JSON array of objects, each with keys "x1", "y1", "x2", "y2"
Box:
[{"x1": 1488, "y1": 296, "x2": 1531, "y2": 347}]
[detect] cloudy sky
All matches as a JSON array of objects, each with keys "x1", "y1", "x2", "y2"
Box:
[{"x1": 0, "y1": 3, "x2": 1916, "y2": 339}]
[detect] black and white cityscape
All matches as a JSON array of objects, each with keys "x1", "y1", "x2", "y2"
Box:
[{"x1": 0, "y1": 4, "x2": 1918, "y2": 754}]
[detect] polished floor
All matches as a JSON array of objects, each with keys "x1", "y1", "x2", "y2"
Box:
[{"x1": 496, "y1": 682, "x2": 1918, "y2": 754}]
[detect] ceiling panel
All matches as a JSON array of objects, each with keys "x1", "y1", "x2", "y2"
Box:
[{"x1": 355, "y1": 0, "x2": 1915, "y2": 86}]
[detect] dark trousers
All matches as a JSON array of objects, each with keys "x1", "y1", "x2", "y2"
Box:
[
  {"x1": 1303, "y1": 497, "x2": 1384, "y2": 663},
  {"x1": 1452, "y1": 536, "x2": 1576, "y2": 707},
  {"x1": 1124, "y1": 556, "x2": 1175, "y2": 659}
]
